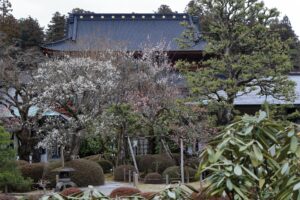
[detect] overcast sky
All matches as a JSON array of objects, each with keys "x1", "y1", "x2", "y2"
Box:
[{"x1": 9, "y1": 0, "x2": 300, "y2": 36}]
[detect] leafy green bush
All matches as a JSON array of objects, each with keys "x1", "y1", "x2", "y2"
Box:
[
  {"x1": 83, "y1": 154, "x2": 101, "y2": 162},
  {"x1": 0, "y1": 126, "x2": 32, "y2": 192},
  {"x1": 97, "y1": 159, "x2": 113, "y2": 173},
  {"x1": 162, "y1": 166, "x2": 197, "y2": 182},
  {"x1": 44, "y1": 159, "x2": 105, "y2": 187},
  {"x1": 114, "y1": 165, "x2": 136, "y2": 181},
  {"x1": 109, "y1": 187, "x2": 141, "y2": 198},
  {"x1": 137, "y1": 154, "x2": 176, "y2": 174},
  {"x1": 144, "y1": 172, "x2": 163, "y2": 184},
  {"x1": 15, "y1": 160, "x2": 29, "y2": 166},
  {"x1": 20, "y1": 163, "x2": 45, "y2": 182},
  {"x1": 200, "y1": 111, "x2": 300, "y2": 199},
  {"x1": 186, "y1": 157, "x2": 200, "y2": 169},
  {"x1": 65, "y1": 159, "x2": 104, "y2": 187}
]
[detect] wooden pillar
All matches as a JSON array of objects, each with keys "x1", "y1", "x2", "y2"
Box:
[{"x1": 180, "y1": 138, "x2": 184, "y2": 184}]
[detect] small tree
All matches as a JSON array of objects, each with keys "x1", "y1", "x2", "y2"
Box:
[
  {"x1": 0, "y1": 0, "x2": 12, "y2": 18},
  {"x1": 0, "y1": 45, "x2": 45, "y2": 161},
  {"x1": 0, "y1": 125, "x2": 31, "y2": 192},
  {"x1": 34, "y1": 57, "x2": 120, "y2": 160},
  {"x1": 45, "y1": 12, "x2": 66, "y2": 42},
  {"x1": 156, "y1": 4, "x2": 174, "y2": 14},
  {"x1": 18, "y1": 16, "x2": 44, "y2": 48},
  {"x1": 199, "y1": 111, "x2": 300, "y2": 199}
]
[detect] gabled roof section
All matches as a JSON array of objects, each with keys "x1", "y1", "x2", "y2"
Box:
[{"x1": 42, "y1": 13, "x2": 205, "y2": 52}]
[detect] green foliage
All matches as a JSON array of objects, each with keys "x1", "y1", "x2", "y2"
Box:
[
  {"x1": 178, "y1": 0, "x2": 295, "y2": 125},
  {"x1": 156, "y1": 4, "x2": 174, "y2": 14},
  {"x1": 270, "y1": 15, "x2": 300, "y2": 69},
  {"x1": 0, "y1": 0, "x2": 12, "y2": 17},
  {"x1": 64, "y1": 159, "x2": 105, "y2": 187},
  {"x1": 144, "y1": 172, "x2": 163, "y2": 184},
  {"x1": 18, "y1": 16, "x2": 44, "y2": 48},
  {"x1": 114, "y1": 165, "x2": 136, "y2": 182},
  {"x1": 137, "y1": 154, "x2": 176, "y2": 174},
  {"x1": 200, "y1": 111, "x2": 300, "y2": 199},
  {"x1": 150, "y1": 185, "x2": 193, "y2": 200},
  {"x1": 97, "y1": 159, "x2": 113, "y2": 173},
  {"x1": 79, "y1": 136, "x2": 103, "y2": 158},
  {"x1": 162, "y1": 166, "x2": 197, "y2": 182},
  {"x1": 0, "y1": 126, "x2": 32, "y2": 192},
  {"x1": 41, "y1": 185, "x2": 194, "y2": 200},
  {"x1": 45, "y1": 11, "x2": 66, "y2": 42},
  {"x1": 41, "y1": 186, "x2": 109, "y2": 200},
  {"x1": 20, "y1": 163, "x2": 45, "y2": 182}
]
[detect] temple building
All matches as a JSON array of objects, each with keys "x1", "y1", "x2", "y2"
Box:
[{"x1": 42, "y1": 13, "x2": 205, "y2": 62}]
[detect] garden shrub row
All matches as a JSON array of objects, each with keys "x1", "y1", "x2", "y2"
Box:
[
  {"x1": 136, "y1": 154, "x2": 175, "y2": 174},
  {"x1": 19, "y1": 159, "x2": 105, "y2": 188},
  {"x1": 113, "y1": 164, "x2": 136, "y2": 181},
  {"x1": 162, "y1": 166, "x2": 197, "y2": 182}
]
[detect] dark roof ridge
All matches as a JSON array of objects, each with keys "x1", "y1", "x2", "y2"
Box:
[{"x1": 69, "y1": 13, "x2": 189, "y2": 16}]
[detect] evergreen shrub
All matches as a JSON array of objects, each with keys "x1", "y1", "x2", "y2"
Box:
[
  {"x1": 144, "y1": 172, "x2": 163, "y2": 184},
  {"x1": 113, "y1": 165, "x2": 136, "y2": 181}
]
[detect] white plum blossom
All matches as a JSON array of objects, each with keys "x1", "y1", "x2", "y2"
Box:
[{"x1": 33, "y1": 57, "x2": 120, "y2": 158}]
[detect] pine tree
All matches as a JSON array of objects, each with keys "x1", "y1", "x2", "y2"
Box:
[
  {"x1": 271, "y1": 16, "x2": 300, "y2": 70},
  {"x1": 18, "y1": 16, "x2": 44, "y2": 48},
  {"x1": 45, "y1": 12, "x2": 66, "y2": 42},
  {"x1": 178, "y1": 0, "x2": 295, "y2": 125},
  {"x1": 0, "y1": 0, "x2": 12, "y2": 18},
  {"x1": 156, "y1": 4, "x2": 174, "y2": 14},
  {"x1": 0, "y1": 0, "x2": 18, "y2": 44},
  {"x1": 0, "y1": 126, "x2": 31, "y2": 192}
]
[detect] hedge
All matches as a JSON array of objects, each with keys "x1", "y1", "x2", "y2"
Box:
[
  {"x1": 97, "y1": 159, "x2": 113, "y2": 173},
  {"x1": 144, "y1": 172, "x2": 163, "y2": 184},
  {"x1": 114, "y1": 165, "x2": 136, "y2": 182},
  {"x1": 162, "y1": 166, "x2": 197, "y2": 182}
]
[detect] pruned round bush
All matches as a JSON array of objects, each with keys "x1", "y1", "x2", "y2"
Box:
[
  {"x1": 84, "y1": 154, "x2": 101, "y2": 162},
  {"x1": 144, "y1": 172, "x2": 163, "y2": 184},
  {"x1": 186, "y1": 157, "x2": 200, "y2": 169},
  {"x1": 60, "y1": 187, "x2": 82, "y2": 196},
  {"x1": 20, "y1": 163, "x2": 46, "y2": 182},
  {"x1": 162, "y1": 166, "x2": 197, "y2": 182},
  {"x1": 43, "y1": 161, "x2": 62, "y2": 188},
  {"x1": 114, "y1": 165, "x2": 136, "y2": 182},
  {"x1": 109, "y1": 187, "x2": 141, "y2": 198},
  {"x1": 151, "y1": 154, "x2": 176, "y2": 173},
  {"x1": 65, "y1": 159, "x2": 104, "y2": 187},
  {"x1": 44, "y1": 159, "x2": 105, "y2": 187},
  {"x1": 171, "y1": 153, "x2": 181, "y2": 165},
  {"x1": 0, "y1": 194, "x2": 17, "y2": 200},
  {"x1": 136, "y1": 154, "x2": 153, "y2": 174},
  {"x1": 97, "y1": 159, "x2": 113, "y2": 173},
  {"x1": 15, "y1": 160, "x2": 29, "y2": 167},
  {"x1": 137, "y1": 154, "x2": 175, "y2": 174}
]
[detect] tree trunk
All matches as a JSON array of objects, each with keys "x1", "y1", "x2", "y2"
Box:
[
  {"x1": 16, "y1": 127, "x2": 39, "y2": 162},
  {"x1": 116, "y1": 127, "x2": 124, "y2": 166},
  {"x1": 216, "y1": 97, "x2": 235, "y2": 125},
  {"x1": 65, "y1": 133, "x2": 82, "y2": 161}
]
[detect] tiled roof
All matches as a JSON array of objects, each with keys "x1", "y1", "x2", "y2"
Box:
[
  {"x1": 234, "y1": 75, "x2": 300, "y2": 105},
  {"x1": 43, "y1": 13, "x2": 205, "y2": 52}
]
